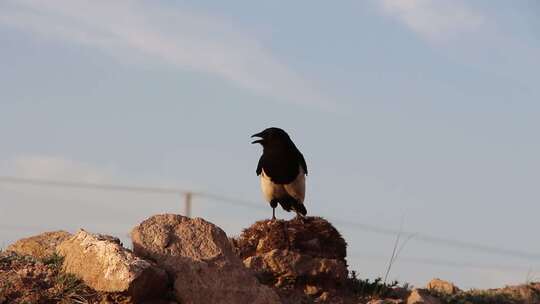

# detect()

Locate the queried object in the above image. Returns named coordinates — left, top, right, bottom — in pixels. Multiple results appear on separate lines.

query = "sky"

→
left=1, top=0, right=539, bottom=289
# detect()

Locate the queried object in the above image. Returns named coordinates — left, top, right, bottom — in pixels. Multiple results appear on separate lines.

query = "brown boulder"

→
left=6, top=231, right=71, bottom=259
left=57, top=229, right=168, bottom=302
left=131, top=214, right=280, bottom=304
left=304, top=284, right=320, bottom=296
left=244, top=249, right=348, bottom=287
left=0, top=250, right=138, bottom=303
left=426, top=278, right=460, bottom=295
left=407, top=289, right=441, bottom=304
left=234, top=217, right=348, bottom=297
left=235, top=217, right=346, bottom=260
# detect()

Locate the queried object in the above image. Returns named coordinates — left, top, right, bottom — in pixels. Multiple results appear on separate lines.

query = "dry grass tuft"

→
left=0, top=251, right=132, bottom=304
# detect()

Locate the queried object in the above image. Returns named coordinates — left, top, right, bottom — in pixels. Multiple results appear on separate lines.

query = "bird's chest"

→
left=260, top=167, right=305, bottom=202
left=260, top=170, right=288, bottom=201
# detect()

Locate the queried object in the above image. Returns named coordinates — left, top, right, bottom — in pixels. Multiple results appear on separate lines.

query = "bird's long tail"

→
left=292, top=201, right=307, bottom=216
left=278, top=197, right=307, bottom=216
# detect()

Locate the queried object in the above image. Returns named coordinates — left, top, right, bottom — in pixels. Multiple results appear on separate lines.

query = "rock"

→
left=131, top=214, right=280, bottom=304
left=426, top=278, right=460, bottom=294
left=234, top=217, right=348, bottom=294
left=6, top=231, right=71, bottom=259
left=244, top=255, right=265, bottom=269
left=0, top=251, right=60, bottom=303
left=315, top=291, right=331, bottom=302
left=407, top=289, right=441, bottom=304
left=0, top=250, right=151, bottom=303
left=248, top=249, right=348, bottom=287
left=57, top=229, right=168, bottom=302
left=499, top=283, right=540, bottom=303
left=235, top=217, right=346, bottom=260
left=367, top=300, right=403, bottom=304
left=387, top=286, right=411, bottom=300
left=305, top=284, right=320, bottom=296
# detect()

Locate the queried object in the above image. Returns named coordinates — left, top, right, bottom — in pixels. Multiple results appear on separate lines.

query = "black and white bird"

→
left=251, top=127, right=308, bottom=220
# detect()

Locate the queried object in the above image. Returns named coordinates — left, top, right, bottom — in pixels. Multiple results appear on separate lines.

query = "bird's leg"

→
left=270, top=200, right=278, bottom=221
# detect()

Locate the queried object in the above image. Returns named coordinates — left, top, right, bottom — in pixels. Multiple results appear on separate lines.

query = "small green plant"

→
left=41, top=253, right=93, bottom=303
left=41, top=253, right=64, bottom=268
left=53, top=272, right=92, bottom=303
left=347, top=271, right=400, bottom=298
left=429, top=289, right=529, bottom=304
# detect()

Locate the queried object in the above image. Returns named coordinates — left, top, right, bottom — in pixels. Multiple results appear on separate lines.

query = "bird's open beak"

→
left=251, top=132, right=264, bottom=144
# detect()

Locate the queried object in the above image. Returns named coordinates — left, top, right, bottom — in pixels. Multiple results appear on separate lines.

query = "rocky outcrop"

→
left=57, top=229, right=168, bottom=302
left=233, top=217, right=348, bottom=301
left=243, top=249, right=348, bottom=287
left=131, top=214, right=280, bottom=304
left=426, top=278, right=460, bottom=295
left=7, top=215, right=540, bottom=304
left=0, top=250, right=138, bottom=304
left=407, top=289, right=441, bottom=304
left=6, top=230, right=71, bottom=259
left=500, top=283, right=540, bottom=302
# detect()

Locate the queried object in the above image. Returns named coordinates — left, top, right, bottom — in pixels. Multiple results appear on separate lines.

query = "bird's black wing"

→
left=256, top=156, right=263, bottom=176
left=259, top=152, right=299, bottom=184
left=298, top=152, right=308, bottom=175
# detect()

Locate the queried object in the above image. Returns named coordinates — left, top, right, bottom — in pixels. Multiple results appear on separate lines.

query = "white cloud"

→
left=1, top=155, right=115, bottom=183
left=0, top=0, right=329, bottom=107
left=378, top=0, right=485, bottom=41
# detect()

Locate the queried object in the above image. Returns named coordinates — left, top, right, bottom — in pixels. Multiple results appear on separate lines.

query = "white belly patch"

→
left=260, top=167, right=305, bottom=203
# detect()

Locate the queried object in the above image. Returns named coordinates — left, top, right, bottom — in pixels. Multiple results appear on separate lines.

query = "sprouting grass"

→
left=39, top=253, right=94, bottom=303
left=41, top=252, right=64, bottom=268
left=53, top=272, right=93, bottom=303
left=427, top=284, right=540, bottom=304
left=0, top=251, right=93, bottom=304
left=347, top=271, right=401, bottom=298
left=430, top=290, right=520, bottom=304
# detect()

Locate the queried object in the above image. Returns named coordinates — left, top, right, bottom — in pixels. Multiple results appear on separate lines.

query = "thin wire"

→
left=329, top=218, right=540, bottom=261
left=198, top=192, right=264, bottom=209
left=348, top=252, right=535, bottom=273
left=1, top=176, right=540, bottom=261
left=0, top=176, right=190, bottom=195
left=0, top=176, right=262, bottom=208
left=1, top=219, right=531, bottom=274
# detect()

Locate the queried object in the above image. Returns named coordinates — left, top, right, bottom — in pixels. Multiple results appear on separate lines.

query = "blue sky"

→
left=1, top=0, right=539, bottom=288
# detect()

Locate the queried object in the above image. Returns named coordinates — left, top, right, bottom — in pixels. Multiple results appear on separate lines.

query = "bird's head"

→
left=251, top=127, right=292, bottom=148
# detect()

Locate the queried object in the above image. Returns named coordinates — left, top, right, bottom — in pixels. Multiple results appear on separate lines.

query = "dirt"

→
left=0, top=251, right=133, bottom=304
left=233, top=216, right=347, bottom=261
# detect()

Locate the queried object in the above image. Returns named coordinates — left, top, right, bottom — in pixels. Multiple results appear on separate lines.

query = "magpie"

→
left=251, top=127, right=308, bottom=220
